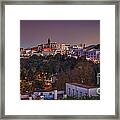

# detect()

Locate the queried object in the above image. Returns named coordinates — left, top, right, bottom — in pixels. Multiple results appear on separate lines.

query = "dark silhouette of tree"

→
left=20, top=53, right=100, bottom=92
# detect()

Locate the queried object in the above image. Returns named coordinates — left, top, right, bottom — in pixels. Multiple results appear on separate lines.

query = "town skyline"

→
left=20, top=40, right=99, bottom=49
left=20, top=20, right=100, bottom=48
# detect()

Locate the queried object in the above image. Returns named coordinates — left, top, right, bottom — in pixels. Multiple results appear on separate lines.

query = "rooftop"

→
left=67, top=83, right=98, bottom=89
left=43, top=48, right=52, bottom=52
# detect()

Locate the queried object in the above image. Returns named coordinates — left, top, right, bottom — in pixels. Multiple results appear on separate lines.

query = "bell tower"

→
left=48, top=38, right=50, bottom=47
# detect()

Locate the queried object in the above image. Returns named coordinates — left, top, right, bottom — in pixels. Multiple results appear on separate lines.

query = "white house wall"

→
left=66, top=83, right=98, bottom=97
left=66, top=83, right=88, bottom=97
left=88, top=88, right=98, bottom=96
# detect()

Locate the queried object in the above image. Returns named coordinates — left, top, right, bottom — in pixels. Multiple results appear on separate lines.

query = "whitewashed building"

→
left=33, top=91, right=55, bottom=100
left=32, top=90, right=64, bottom=100
left=86, top=49, right=100, bottom=62
left=66, top=83, right=99, bottom=97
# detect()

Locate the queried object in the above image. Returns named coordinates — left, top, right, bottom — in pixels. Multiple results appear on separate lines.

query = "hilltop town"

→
left=20, top=38, right=100, bottom=100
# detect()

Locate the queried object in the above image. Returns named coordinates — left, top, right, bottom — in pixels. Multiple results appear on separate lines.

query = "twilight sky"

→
left=20, top=20, right=100, bottom=48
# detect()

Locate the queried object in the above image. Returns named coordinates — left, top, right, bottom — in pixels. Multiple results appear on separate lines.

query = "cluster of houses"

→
left=21, top=82, right=100, bottom=100
left=20, top=38, right=100, bottom=63
left=21, top=72, right=100, bottom=100
left=20, top=38, right=100, bottom=100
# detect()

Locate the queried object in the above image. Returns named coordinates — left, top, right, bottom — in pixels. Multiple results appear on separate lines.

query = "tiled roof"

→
left=43, top=48, right=52, bottom=52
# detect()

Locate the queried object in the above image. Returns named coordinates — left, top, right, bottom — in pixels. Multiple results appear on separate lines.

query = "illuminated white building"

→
left=66, top=83, right=99, bottom=97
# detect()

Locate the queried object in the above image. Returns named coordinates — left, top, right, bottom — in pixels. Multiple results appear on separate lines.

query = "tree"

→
left=20, top=80, right=34, bottom=95
left=70, top=60, right=95, bottom=85
left=33, top=80, right=45, bottom=90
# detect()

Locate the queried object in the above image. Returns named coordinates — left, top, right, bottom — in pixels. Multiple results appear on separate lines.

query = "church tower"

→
left=48, top=38, right=50, bottom=47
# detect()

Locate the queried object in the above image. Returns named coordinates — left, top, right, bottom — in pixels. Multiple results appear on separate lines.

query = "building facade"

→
left=66, top=83, right=99, bottom=97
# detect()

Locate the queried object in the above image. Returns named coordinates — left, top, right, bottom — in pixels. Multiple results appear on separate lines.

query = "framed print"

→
left=0, top=0, right=119, bottom=119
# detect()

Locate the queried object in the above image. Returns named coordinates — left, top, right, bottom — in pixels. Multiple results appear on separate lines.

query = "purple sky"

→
left=20, top=20, right=100, bottom=48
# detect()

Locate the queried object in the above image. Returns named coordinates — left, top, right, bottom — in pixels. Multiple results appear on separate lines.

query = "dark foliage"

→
left=20, top=54, right=100, bottom=91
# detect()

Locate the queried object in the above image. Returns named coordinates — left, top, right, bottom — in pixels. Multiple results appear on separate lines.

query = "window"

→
left=90, top=55, right=93, bottom=58
left=49, top=92, right=52, bottom=95
left=85, top=93, right=88, bottom=96
left=73, top=89, right=74, bottom=96
left=68, top=88, right=70, bottom=96
left=80, top=92, right=82, bottom=96
left=91, top=53, right=93, bottom=55
left=76, top=90, right=78, bottom=97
